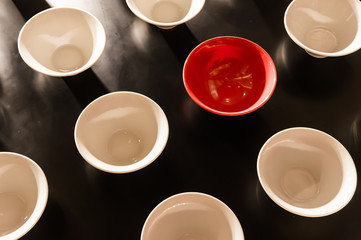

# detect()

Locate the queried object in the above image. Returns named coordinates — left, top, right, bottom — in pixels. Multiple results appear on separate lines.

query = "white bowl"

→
left=18, top=7, right=106, bottom=76
left=142, top=192, right=244, bottom=240
left=284, top=0, right=361, bottom=58
left=0, top=152, right=48, bottom=240
left=126, top=0, right=205, bottom=29
left=74, top=91, right=169, bottom=173
left=257, top=127, right=357, bottom=217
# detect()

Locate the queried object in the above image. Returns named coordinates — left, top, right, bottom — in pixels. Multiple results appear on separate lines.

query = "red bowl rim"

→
left=183, top=36, right=277, bottom=116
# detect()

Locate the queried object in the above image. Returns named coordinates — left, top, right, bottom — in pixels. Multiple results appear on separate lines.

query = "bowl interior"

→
left=18, top=8, right=105, bottom=76
left=142, top=193, right=243, bottom=240
left=75, top=92, right=168, bottom=173
left=128, top=0, right=192, bottom=24
left=285, top=0, right=358, bottom=53
left=0, top=153, right=47, bottom=238
left=183, top=36, right=276, bottom=116
left=258, top=128, right=356, bottom=216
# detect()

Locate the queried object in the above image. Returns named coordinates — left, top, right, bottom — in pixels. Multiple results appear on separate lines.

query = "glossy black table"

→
left=2, top=0, right=361, bottom=239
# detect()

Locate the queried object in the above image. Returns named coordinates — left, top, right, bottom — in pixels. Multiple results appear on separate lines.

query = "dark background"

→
left=1, top=0, right=361, bottom=239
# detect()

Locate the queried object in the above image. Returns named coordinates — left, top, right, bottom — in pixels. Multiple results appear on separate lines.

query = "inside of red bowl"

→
left=184, top=37, right=275, bottom=115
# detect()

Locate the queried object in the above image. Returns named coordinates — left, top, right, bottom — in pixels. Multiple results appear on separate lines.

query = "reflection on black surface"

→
left=252, top=0, right=290, bottom=37
left=275, top=37, right=351, bottom=99
left=182, top=97, right=204, bottom=124
left=12, top=0, right=50, bottom=20
left=22, top=196, right=67, bottom=240
left=0, top=79, right=9, bottom=146
left=22, top=193, right=101, bottom=240
left=179, top=102, right=273, bottom=192
left=181, top=95, right=272, bottom=158
left=84, top=153, right=185, bottom=207
left=181, top=105, right=270, bottom=148
left=350, top=111, right=361, bottom=154
left=0, top=100, right=12, bottom=149
left=254, top=179, right=345, bottom=240
left=129, top=19, right=152, bottom=54
left=252, top=181, right=284, bottom=238
left=83, top=156, right=189, bottom=238
left=158, top=24, right=199, bottom=63
left=63, top=69, right=109, bottom=108
left=38, top=197, right=68, bottom=239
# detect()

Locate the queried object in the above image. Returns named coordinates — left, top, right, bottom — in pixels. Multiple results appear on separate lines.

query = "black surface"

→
left=2, top=0, right=361, bottom=239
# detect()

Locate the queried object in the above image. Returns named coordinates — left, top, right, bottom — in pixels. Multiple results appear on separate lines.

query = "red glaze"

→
left=183, top=36, right=277, bottom=116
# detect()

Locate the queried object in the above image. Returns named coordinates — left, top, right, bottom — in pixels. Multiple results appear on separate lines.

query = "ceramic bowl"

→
left=183, top=36, right=277, bottom=116
left=141, top=192, right=244, bottom=240
left=284, top=0, right=361, bottom=58
left=18, top=7, right=106, bottom=76
left=0, top=152, right=48, bottom=240
left=125, top=0, right=205, bottom=29
left=257, top=127, right=357, bottom=217
left=74, top=91, right=169, bottom=173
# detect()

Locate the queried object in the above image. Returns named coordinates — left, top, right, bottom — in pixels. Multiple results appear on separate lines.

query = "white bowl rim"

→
left=257, top=127, right=358, bottom=217
left=141, top=191, right=245, bottom=240
left=125, top=0, right=206, bottom=28
left=0, top=151, right=48, bottom=240
left=284, top=0, right=361, bottom=57
left=17, top=6, right=107, bottom=77
left=74, top=91, right=169, bottom=174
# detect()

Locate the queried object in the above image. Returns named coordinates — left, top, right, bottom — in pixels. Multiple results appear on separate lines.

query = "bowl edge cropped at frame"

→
left=125, top=0, right=206, bottom=28
left=141, top=192, right=245, bottom=240
left=257, top=127, right=357, bottom=217
left=0, top=152, right=48, bottom=240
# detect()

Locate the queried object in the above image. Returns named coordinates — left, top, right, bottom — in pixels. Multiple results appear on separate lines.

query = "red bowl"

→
left=183, top=36, right=277, bottom=116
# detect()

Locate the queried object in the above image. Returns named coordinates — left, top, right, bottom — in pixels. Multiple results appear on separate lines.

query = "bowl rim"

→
left=74, top=91, right=169, bottom=174
left=0, top=151, right=48, bottom=240
left=125, top=0, right=206, bottom=28
left=257, top=127, right=358, bottom=217
left=17, top=6, right=107, bottom=77
left=141, top=191, right=244, bottom=240
left=283, top=0, right=361, bottom=57
left=183, top=35, right=277, bottom=116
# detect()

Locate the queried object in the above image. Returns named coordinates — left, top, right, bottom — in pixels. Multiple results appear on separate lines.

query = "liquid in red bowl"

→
left=183, top=36, right=277, bottom=116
